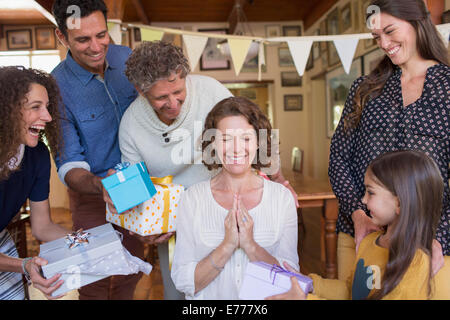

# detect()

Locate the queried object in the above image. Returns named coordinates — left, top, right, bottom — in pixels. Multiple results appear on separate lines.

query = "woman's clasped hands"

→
left=223, top=193, right=256, bottom=254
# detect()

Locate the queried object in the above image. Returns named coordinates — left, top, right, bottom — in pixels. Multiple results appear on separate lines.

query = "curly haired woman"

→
left=0, top=66, right=70, bottom=300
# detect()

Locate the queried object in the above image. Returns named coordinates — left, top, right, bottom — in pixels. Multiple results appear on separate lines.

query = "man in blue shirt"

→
left=51, top=0, right=142, bottom=300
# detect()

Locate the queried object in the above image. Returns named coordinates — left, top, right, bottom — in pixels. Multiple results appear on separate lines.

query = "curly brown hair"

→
left=202, top=96, right=273, bottom=171
left=0, top=66, right=62, bottom=181
left=125, top=41, right=190, bottom=93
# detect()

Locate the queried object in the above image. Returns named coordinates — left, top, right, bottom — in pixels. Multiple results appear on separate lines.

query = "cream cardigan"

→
left=118, top=75, right=232, bottom=188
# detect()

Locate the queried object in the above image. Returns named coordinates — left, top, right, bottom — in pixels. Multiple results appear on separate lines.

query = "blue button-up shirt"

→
left=52, top=44, right=138, bottom=183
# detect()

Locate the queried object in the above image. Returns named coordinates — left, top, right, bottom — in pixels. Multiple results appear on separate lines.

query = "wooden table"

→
left=283, top=169, right=338, bottom=279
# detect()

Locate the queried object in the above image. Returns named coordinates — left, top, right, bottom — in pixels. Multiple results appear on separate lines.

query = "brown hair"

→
left=0, top=66, right=63, bottom=181
left=202, top=96, right=273, bottom=171
left=345, top=0, right=449, bottom=131
left=367, top=150, right=443, bottom=299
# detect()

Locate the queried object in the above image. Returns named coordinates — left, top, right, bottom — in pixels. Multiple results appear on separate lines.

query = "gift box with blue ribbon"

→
left=238, top=261, right=313, bottom=300
left=39, top=223, right=152, bottom=297
left=101, top=162, right=157, bottom=214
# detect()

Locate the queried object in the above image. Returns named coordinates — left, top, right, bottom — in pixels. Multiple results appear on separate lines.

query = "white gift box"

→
left=238, top=261, right=313, bottom=300
left=39, top=223, right=152, bottom=297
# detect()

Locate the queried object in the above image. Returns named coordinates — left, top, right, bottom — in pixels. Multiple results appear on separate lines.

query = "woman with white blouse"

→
left=171, top=96, right=299, bottom=300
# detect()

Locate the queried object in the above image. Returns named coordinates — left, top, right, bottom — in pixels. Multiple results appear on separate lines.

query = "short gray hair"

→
left=125, top=41, right=190, bottom=93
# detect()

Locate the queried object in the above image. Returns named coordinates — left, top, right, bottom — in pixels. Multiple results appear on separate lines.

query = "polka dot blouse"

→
left=329, top=63, right=449, bottom=255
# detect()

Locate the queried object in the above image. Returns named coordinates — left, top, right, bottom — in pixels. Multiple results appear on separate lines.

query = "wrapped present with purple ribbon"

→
left=238, top=261, right=313, bottom=300
left=39, top=223, right=152, bottom=297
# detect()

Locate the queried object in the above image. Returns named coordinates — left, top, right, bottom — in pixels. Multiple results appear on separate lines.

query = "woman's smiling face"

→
left=214, top=115, right=258, bottom=175
left=370, top=12, right=419, bottom=66
left=21, top=83, right=52, bottom=147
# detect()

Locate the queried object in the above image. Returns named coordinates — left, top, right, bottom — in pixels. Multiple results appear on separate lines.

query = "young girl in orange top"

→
left=269, top=150, right=446, bottom=300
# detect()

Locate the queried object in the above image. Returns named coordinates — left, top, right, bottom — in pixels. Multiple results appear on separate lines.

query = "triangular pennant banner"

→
left=140, top=28, right=164, bottom=42
left=107, top=22, right=122, bottom=45
left=228, top=38, right=253, bottom=76
left=333, top=38, right=359, bottom=74
left=287, top=40, right=313, bottom=76
left=182, top=35, right=209, bottom=71
left=436, top=24, right=449, bottom=48
left=258, top=41, right=266, bottom=81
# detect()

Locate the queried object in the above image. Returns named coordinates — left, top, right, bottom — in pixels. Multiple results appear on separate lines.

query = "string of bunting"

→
left=108, top=21, right=450, bottom=80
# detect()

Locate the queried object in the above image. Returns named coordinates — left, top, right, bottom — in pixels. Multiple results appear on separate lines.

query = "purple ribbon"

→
left=269, top=264, right=296, bottom=285
left=268, top=263, right=313, bottom=293
left=65, top=229, right=91, bottom=249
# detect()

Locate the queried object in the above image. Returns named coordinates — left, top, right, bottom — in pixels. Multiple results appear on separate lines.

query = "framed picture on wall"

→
left=291, top=147, right=303, bottom=173
left=340, top=3, right=352, bottom=33
left=199, top=29, right=231, bottom=71
left=363, top=48, right=385, bottom=75
left=281, top=71, right=302, bottom=87
left=133, top=28, right=141, bottom=42
left=326, top=8, right=340, bottom=67
left=121, top=28, right=131, bottom=48
left=6, top=29, right=32, bottom=50
left=35, top=27, right=56, bottom=50
left=282, top=25, right=302, bottom=37
left=319, top=20, right=328, bottom=53
left=284, top=94, right=303, bottom=111
left=241, top=44, right=267, bottom=73
left=326, top=58, right=362, bottom=137
left=265, top=25, right=281, bottom=38
left=278, top=46, right=294, bottom=67
left=327, top=43, right=340, bottom=68
left=312, top=29, right=321, bottom=60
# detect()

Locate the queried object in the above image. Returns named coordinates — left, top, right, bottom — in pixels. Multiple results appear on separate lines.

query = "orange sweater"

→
left=307, top=232, right=431, bottom=300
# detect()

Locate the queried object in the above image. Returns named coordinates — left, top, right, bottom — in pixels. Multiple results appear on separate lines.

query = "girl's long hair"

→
left=367, top=150, right=443, bottom=299
left=0, top=66, right=62, bottom=181
left=344, top=0, right=449, bottom=131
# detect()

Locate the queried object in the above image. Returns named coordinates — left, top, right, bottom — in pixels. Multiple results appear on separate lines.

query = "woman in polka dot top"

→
left=328, top=0, right=449, bottom=299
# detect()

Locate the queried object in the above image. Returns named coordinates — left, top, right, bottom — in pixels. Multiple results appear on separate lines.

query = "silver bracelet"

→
left=208, top=254, right=224, bottom=272
left=22, top=257, right=32, bottom=284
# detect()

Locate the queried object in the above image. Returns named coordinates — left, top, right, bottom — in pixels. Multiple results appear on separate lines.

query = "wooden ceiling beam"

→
left=34, top=0, right=54, bottom=13
left=35, top=0, right=128, bottom=23
left=104, top=0, right=127, bottom=21
left=303, top=0, right=338, bottom=30
left=131, top=0, right=150, bottom=24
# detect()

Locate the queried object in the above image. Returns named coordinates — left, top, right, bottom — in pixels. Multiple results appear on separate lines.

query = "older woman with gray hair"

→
left=115, top=41, right=233, bottom=299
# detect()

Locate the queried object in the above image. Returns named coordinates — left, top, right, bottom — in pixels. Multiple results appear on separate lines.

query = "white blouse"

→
left=171, top=178, right=299, bottom=300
